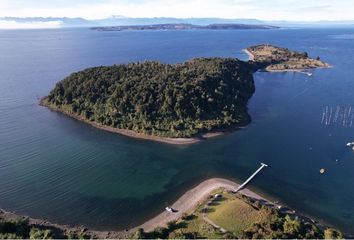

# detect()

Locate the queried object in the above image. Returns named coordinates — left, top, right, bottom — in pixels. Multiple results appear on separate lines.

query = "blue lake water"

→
left=0, top=28, right=354, bottom=234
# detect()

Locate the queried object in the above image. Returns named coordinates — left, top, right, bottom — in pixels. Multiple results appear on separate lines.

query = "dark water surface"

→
left=1, top=28, right=354, bottom=234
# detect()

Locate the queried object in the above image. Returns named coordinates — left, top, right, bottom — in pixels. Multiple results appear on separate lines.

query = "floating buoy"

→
left=320, top=168, right=325, bottom=174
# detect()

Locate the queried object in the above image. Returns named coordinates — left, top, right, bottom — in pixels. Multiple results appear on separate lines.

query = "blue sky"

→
left=0, top=0, right=353, bottom=21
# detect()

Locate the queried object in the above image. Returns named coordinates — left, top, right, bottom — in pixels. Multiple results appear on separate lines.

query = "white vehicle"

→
left=165, top=207, right=174, bottom=212
left=214, top=194, right=222, bottom=199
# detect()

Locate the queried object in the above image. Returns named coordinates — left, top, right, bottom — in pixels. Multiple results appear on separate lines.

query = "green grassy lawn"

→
left=168, top=201, right=224, bottom=239
left=207, top=192, right=270, bottom=236
left=167, top=189, right=270, bottom=238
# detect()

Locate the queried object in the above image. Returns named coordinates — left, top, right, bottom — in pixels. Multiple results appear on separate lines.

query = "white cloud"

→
left=0, top=20, right=63, bottom=29
left=0, top=0, right=353, bottom=21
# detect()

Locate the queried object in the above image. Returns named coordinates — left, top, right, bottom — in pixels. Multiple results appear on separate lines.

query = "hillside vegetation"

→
left=0, top=216, right=93, bottom=239
left=43, top=58, right=255, bottom=138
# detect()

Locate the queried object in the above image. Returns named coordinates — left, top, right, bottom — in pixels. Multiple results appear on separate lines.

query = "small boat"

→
left=307, top=73, right=313, bottom=77
left=320, top=168, right=325, bottom=174
left=347, top=142, right=352, bottom=147
left=165, top=207, right=174, bottom=213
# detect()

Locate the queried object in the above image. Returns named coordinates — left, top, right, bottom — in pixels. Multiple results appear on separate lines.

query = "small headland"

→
left=245, top=44, right=330, bottom=72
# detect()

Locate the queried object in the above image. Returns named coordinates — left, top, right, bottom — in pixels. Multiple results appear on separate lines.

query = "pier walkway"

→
left=234, top=163, right=268, bottom=193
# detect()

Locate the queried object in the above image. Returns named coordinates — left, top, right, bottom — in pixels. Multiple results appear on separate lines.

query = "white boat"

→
left=347, top=142, right=352, bottom=147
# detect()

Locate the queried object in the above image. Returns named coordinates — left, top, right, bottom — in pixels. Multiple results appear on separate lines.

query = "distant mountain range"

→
left=92, top=23, right=278, bottom=31
left=1, top=16, right=354, bottom=29
left=96, top=16, right=266, bottom=26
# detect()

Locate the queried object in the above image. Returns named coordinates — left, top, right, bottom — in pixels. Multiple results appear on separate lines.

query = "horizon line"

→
left=1, top=16, right=354, bottom=23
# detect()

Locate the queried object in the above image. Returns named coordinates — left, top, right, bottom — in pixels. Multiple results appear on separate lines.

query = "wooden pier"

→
left=234, top=163, right=268, bottom=193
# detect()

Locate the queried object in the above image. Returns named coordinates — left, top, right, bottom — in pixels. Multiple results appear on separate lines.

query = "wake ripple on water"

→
left=330, top=34, right=354, bottom=40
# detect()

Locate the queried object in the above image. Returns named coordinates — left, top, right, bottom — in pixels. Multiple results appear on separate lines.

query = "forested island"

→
left=41, top=45, right=330, bottom=143
left=92, top=23, right=278, bottom=31
left=246, top=44, right=330, bottom=71
left=41, top=58, right=255, bottom=142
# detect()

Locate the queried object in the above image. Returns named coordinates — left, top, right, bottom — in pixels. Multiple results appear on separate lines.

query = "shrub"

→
left=324, top=228, right=342, bottom=239
left=29, top=228, right=53, bottom=240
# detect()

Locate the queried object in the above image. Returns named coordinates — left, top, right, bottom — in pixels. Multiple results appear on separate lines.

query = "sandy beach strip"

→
left=264, top=65, right=332, bottom=73
left=243, top=49, right=255, bottom=61
left=136, top=178, right=269, bottom=232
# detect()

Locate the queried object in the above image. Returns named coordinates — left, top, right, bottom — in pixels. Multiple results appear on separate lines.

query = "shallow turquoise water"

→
left=0, top=28, right=354, bottom=234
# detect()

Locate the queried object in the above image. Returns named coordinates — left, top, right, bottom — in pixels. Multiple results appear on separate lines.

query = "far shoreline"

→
left=39, top=98, right=246, bottom=145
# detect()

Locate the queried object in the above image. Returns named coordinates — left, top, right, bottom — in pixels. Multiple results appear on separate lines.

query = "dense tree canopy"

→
left=44, top=58, right=255, bottom=138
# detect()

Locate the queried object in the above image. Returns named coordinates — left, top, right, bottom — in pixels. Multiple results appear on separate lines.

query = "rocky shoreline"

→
left=40, top=98, right=247, bottom=145
left=0, top=208, right=127, bottom=239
